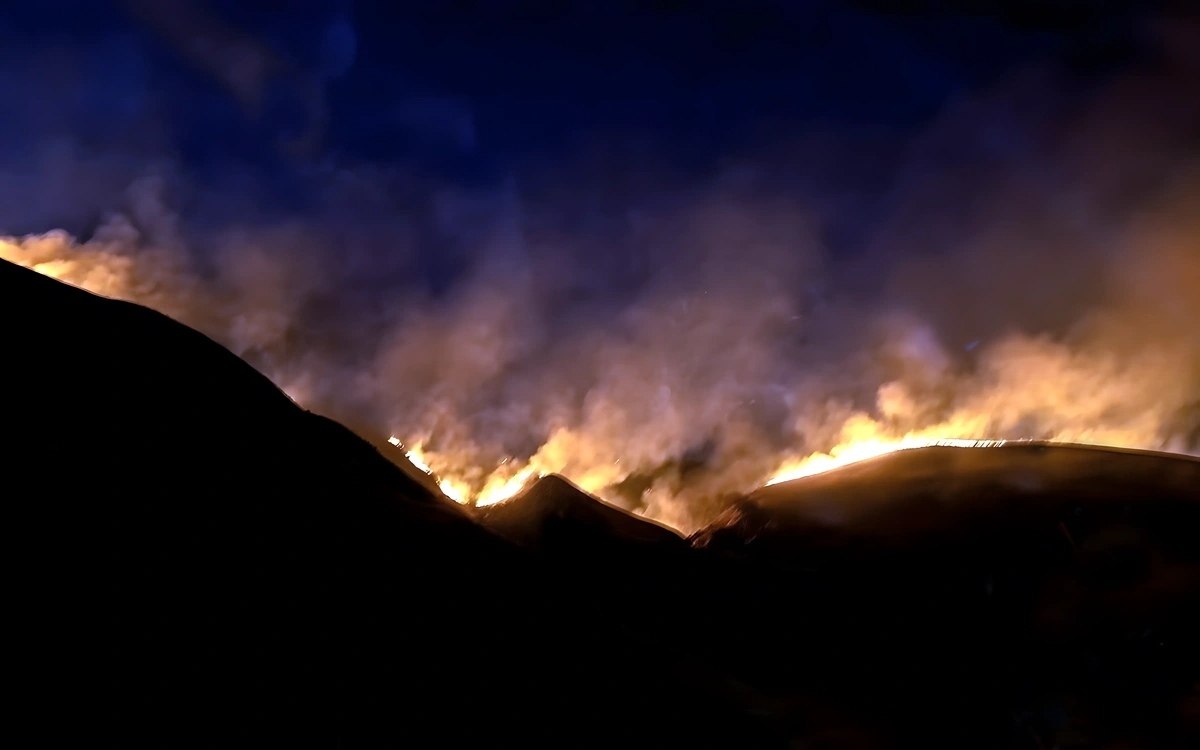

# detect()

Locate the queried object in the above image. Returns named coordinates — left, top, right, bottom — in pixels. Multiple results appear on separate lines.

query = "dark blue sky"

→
left=0, top=0, right=1191, bottom=281
left=1, top=1, right=1170, bottom=174
left=326, top=1, right=1159, bottom=184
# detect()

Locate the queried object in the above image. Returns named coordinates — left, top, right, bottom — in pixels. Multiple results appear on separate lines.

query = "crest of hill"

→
left=687, top=442, right=1200, bottom=747
left=476, top=473, right=686, bottom=550
left=696, top=442, right=1199, bottom=546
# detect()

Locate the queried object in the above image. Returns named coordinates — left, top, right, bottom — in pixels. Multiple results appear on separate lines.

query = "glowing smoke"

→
left=3, top=19, right=1199, bottom=532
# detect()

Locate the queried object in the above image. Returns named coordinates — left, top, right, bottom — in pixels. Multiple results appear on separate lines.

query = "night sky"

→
left=2, top=1, right=1184, bottom=240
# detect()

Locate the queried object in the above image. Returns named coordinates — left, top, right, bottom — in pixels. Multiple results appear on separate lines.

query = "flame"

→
left=6, top=229, right=1197, bottom=531
left=475, top=466, right=539, bottom=508
left=766, top=437, right=1012, bottom=485
left=437, top=477, right=471, bottom=504
left=387, top=437, right=538, bottom=507
left=398, top=439, right=434, bottom=475
left=759, top=400, right=1157, bottom=487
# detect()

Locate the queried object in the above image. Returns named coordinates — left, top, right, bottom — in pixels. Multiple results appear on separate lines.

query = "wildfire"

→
left=388, top=436, right=538, bottom=507
left=389, top=428, right=1025, bottom=511
left=6, top=230, right=1197, bottom=531
left=475, top=465, right=540, bottom=507
left=765, top=437, right=1012, bottom=485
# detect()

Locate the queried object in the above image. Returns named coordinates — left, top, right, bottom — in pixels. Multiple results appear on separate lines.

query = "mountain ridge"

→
left=1, top=258, right=772, bottom=749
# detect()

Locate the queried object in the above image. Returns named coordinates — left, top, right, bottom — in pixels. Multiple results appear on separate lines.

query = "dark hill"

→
left=691, top=443, right=1200, bottom=747
left=1, top=260, right=773, bottom=749
left=477, top=473, right=686, bottom=550
left=475, top=474, right=698, bottom=658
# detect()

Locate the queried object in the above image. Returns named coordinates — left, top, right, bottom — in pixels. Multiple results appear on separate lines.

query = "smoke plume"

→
left=2, top=15, right=1198, bottom=531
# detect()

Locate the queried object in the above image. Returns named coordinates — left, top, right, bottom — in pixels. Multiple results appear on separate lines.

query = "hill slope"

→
left=1, top=259, right=771, bottom=749
left=477, top=473, right=686, bottom=550
left=692, top=443, right=1200, bottom=747
left=8, top=256, right=1198, bottom=748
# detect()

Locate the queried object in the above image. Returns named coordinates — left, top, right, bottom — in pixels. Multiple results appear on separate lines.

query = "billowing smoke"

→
left=3, top=14, right=1198, bottom=531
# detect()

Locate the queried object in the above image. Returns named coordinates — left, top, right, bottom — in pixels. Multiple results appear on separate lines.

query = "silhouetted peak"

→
left=477, top=473, right=684, bottom=549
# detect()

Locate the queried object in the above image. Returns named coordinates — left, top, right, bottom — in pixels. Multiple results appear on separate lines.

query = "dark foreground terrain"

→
left=5, top=258, right=1198, bottom=748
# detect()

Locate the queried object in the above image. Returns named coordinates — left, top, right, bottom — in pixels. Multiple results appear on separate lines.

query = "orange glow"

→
left=1, top=233, right=137, bottom=299
left=7, top=231, right=1196, bottom=531
left=760, top=405, right=1152, bottom=487
left=385, top=438, right=538, bottom=507
left=399, top=440, right=435, bottom=475
left=437, top=477, right=472, bottom=505
left=475, top=466, right=539, bottom=507
left=766, top=437, right=1012, bottom=485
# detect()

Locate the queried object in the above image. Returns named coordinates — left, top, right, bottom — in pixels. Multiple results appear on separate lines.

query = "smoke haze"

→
left=3, top=6, right=1198, bottom=530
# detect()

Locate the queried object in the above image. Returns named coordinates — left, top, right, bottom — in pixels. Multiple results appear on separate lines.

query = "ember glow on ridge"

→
left=765, top=438, right=1012, bottom=485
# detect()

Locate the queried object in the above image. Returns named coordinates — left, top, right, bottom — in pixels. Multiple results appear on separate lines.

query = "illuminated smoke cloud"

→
left=2, top=19, right=1198, bottom=532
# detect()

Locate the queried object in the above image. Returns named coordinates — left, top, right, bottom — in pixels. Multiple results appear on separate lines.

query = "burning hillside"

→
left=4, top=216, right=1198, bottom=532
left=6, top=247, right=1198, bottom=749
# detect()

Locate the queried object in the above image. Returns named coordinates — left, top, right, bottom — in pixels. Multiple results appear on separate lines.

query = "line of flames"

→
left=3, top=238, right=1132, bottom=515
left=388, top=436, right=540, bottom=507
left=388, top=433, right=1020, bottom=508
left=763, top=437, right=1013, bottom=485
